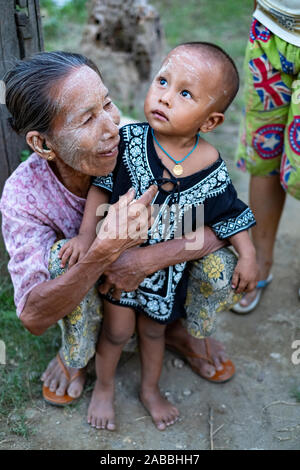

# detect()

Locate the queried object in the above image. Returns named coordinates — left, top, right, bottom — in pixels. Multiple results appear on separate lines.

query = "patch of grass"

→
left=0, top=272, right=60, bottom=437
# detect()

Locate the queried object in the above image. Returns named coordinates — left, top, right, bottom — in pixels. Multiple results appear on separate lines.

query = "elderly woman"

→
left=0, top=51, right=239, bottom=414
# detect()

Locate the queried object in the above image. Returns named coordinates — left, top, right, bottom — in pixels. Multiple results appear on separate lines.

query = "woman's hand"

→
left=92, top=185, right=157, bottom=262
left=99, top=246, right=147, bottom=299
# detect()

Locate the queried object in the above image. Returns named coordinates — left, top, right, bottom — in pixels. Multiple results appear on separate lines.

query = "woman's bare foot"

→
left=87, top=380, right=116, bottom=431
left=41, top=352, right=86, bottom=398
left=140, top=387, right=179, bottom=431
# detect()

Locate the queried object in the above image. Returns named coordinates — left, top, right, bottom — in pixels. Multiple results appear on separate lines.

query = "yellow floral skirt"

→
left=49, top=241, right=241, bottom=368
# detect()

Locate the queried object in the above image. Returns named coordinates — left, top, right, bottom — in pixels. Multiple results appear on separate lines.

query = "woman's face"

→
left=49, top=66, right=121, bottom=176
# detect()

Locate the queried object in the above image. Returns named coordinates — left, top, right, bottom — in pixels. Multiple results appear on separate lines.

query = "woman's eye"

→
left=83, top=116, right=93, bottom=125
left=104, top=101, right=112, bottom=109
left=159, top=78, right=167, bottom=87
left=181, top=90, right=192, bottom=99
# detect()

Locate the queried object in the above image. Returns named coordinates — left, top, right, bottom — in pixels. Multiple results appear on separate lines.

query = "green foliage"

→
left=40, top=0, right=89, bottom=51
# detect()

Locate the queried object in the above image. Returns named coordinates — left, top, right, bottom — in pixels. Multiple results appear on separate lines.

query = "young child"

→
left=59, top=42, right=258, bottom=431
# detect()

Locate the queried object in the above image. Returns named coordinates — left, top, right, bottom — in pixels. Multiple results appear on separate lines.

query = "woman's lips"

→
left=151, top=110, right=168, bottom=121
left=97, top=144, right=119, bottom=158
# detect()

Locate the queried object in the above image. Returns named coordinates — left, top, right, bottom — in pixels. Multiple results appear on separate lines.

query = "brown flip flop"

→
left=42, top=353, right=84, bottom=406
left=166, top=338, right=235, bottom=384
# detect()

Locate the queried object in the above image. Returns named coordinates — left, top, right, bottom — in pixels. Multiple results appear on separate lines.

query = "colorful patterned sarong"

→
left=236, top=18, right=300, bottom=199
left=49, top=240, right=241, bottom=368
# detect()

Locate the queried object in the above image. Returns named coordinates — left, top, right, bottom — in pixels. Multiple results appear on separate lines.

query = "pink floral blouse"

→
left=0, top=153, right=86, bottom=317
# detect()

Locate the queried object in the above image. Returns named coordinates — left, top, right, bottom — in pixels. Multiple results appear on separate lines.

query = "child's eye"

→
left=159, top=78, right=168, bottom=87
left=181, top=90, right=192, bottom=99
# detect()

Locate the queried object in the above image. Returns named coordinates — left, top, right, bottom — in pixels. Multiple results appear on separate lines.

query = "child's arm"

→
left=59, top=185, right=110, bottom=269
left=229, top=230, right=259, bottom=294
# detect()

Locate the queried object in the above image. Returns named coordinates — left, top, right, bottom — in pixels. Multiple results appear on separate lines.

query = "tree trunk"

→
left=81, top=0, right=165, bottom=117
left=0, top=0, right=44, bottom=197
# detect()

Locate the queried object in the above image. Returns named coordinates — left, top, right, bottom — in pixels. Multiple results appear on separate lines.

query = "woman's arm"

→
left=100, top=226, right=228, bottom=295
left=59, top=185, right=109, bottom=268
left=20, top=185, right=157, bottom=335
left=21, top=237, right=119, bottom=335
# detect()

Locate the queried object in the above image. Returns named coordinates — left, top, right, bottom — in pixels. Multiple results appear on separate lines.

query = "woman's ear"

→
left=26, top=131, right=55, bottom=161
left=199, top=112, right=225, bottom=133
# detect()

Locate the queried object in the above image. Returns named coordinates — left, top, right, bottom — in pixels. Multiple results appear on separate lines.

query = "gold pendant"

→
left=173, top=164, right=183, bottom=176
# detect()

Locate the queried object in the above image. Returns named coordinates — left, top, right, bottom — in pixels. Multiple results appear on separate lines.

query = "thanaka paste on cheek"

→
left=50, top=66, right=120, bottom=174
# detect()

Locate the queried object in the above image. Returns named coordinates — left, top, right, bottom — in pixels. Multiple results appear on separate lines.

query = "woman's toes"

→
left=202, top=363, right=216, bottom=378
left=55, top=377, right=68, bottom=396
left=49, top=378, right=59, bottom=392
left=211, top=355, right=223, bottom=371
left=67, top=375, right=85, bottom=398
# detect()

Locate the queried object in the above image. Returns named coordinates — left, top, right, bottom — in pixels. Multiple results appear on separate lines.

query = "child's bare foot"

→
left=87, top=380, right=116, bottom=431
left=140, top=387, right=179, bottom=431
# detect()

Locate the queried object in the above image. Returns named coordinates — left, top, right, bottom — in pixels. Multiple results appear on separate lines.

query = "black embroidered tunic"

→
left=93, top=123, right=256, bottom=324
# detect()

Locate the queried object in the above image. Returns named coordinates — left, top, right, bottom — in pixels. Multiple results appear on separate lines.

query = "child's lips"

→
left=151, top=110, right=168, bottom=121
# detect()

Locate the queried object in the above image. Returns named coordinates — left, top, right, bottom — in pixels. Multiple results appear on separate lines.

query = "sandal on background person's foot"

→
left=43, top=353, right=85, bottom=406
left=231, top=273, right=273, bottom=315
left=167, top=338, right=235, bottom=383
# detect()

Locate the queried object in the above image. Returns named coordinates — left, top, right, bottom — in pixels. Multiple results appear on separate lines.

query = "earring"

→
left=47, top=154, right=54, bottom=161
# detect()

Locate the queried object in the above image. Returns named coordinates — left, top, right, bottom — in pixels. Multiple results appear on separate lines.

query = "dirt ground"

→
left=1, top=152, right=300, bottom=451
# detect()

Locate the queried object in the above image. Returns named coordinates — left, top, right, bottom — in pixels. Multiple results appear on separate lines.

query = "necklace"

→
left=151, top=128, right=199, bottom=176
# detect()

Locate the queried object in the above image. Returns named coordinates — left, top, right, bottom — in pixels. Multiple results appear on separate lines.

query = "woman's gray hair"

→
left=4, top=51, right=102, bottom=136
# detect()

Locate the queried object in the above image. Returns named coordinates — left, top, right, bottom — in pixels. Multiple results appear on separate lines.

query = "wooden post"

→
left=0, top=0, right=44, bottom=196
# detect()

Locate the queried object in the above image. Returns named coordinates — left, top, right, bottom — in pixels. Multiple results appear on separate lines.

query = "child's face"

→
left=144, top=47, right=223, bottom=137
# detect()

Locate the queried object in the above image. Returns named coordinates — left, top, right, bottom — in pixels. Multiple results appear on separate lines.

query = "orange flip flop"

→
left=167, top=338, right=235, bottom=384
left=42, top=353, right=84, bottom=406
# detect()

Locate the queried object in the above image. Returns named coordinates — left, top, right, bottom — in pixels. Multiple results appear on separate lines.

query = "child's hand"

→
left=231, top=255, right=259, bottom=294
left=58, top=234, right=94, bottom=269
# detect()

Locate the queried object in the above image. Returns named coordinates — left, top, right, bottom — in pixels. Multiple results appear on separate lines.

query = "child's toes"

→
left=106, top=419, right=116, bottom=431
left=156, top=419, right=167, bottom=431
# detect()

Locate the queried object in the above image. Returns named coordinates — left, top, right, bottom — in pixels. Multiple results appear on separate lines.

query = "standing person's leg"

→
left=87, top=300, right=136, bottom=430
left=138, top=314, right=179, bottom=430
left=233, top=19, right=297, bottom=311
left=237, top=174, right=286, bottom=308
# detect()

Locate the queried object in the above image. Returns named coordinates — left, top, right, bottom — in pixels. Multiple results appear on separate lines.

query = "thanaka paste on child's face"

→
left=49, top=66, right=120, bottom=176
left=144, top=46, right=223, bottom=139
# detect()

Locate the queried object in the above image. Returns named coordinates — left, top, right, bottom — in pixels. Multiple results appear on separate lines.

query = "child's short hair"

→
left=177, top=41, right=239, bottom=112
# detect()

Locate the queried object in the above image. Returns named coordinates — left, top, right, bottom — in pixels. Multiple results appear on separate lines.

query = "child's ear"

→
left=199, top=112, right=225, bottom=133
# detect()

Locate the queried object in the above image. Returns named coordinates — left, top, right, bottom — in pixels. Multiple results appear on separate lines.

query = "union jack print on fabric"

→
left=249, top=54, right=291, bottom=110
left=279, top=51, right=295, bottom=75
left=249, top=19, right=271, bottom=44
